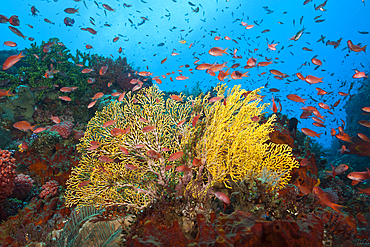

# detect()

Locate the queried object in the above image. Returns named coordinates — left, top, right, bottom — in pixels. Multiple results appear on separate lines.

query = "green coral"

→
left=28, top=129, right=61, bottom=156
left=16, top=38, right=97, bottom=101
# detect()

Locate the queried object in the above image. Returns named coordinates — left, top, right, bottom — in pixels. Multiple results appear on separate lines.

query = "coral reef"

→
left=65, top=85, right=299, bottom=219
left=0, top=150, right=16, bottom=202
left=49, top=121, right=73, bottom=139
left=39, top=180, right=59, bottom=200
left=0, top=85, right=36, bottom=122
left=10, top=173, right=34, bottom=201
left=127, top=210, right=324, bottom=247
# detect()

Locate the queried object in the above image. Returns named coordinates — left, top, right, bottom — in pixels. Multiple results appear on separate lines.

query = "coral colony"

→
left=0, top=1, right=370, bottom=246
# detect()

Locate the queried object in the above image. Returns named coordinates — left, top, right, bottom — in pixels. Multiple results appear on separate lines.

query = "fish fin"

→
left=330, top=164, right=336, bottom=177
left=329, top=203, right=346, bottom=213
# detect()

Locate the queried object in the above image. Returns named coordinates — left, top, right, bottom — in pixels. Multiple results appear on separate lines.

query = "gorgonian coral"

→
left=64, top=85, right=299, bottom=213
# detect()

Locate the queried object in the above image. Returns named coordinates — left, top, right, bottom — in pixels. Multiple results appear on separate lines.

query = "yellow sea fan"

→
left=196, top=84, right=299, bottom=190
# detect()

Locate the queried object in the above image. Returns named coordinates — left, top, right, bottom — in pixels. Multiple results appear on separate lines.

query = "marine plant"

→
left=64, top=84, right=299, bottom=214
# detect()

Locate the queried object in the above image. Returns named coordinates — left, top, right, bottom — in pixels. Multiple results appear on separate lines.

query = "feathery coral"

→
left=65, top=86, right=193, bottom=211
left=193, top=85, right=299, bottom=190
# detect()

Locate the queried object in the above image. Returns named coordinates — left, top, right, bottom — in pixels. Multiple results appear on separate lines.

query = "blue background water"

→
left=1, top=0, right=370, bottom=149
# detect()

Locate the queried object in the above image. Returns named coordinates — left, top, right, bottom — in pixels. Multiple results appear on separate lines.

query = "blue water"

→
left=1, top=0, right=369, bottom=149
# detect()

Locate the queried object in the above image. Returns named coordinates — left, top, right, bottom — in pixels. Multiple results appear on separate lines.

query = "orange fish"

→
left=118, top=92, right=126, bottom=102
left=3, top=52, right=25, bottom=70
left=60, top=87, right=77, bottom=93
left=257, top=61, right=273, bottom=67
left=146, top=150, right=161, bottom=160
left=347, top=40, right=366, bottom=52
left=353, top=70, right=367, bottom=78
left=214, top=191, right=230, bottom=205
left=50, top=115, right=61, bottom=124
left=113, top=37, right=119, bottom=42
left=267, top=43, right=278, bottom=51
left=177, top=119, right=186, bottom=127
left=8, top=26, right=26, bottom=39
left=3, top=41, right=17, bottom=47
left=359, top=120, right=370, bottom=128
left=175, top=165, right=192, bottom=173
left=0, top=89, right=14, bottom=98
left=87, top=100, right=97, bottom=108
left=301, top=128, right=322, bottom=138
left=357, top=188, right=370, bottom=196
left=296, top=73, right=306, bottom=81
left=102, top=4, right=115, bottom=11
left=287, top=94, right=307, bottom=104
left=92, top=92, right=104, bottom=100
left=347, top=168, right=370, bottom=185
left=358, top=133, right=370, bottom=142
left=176, top=76, right=189, bottom=80
left=192, top=115, right=200, bottom=127
left=313, top=186, right=345, bottom=213
left=103, top=120, right=116, bottom=127
left=338, top=145, right=350, bottom=154
left=311, top=58, right=322, bottom=66
left=170, top=95, right=183, bottom=101
left=99, top=66, right=108, bottom=76
left=13, top=121, right=36, bottom=131
left=318, top=102, right=330, bottom=110
left=168, top=151, right=184, bottom=161
left=81, top=68, right=94, bottom=74
left=316, top=88, right=327, bottom=95
left=99, top=155, right=113, bottom=163
left=195, top=63, right=213, bottom=70
left=271, top=96, right=278, bottom=113
left=269, top=69, right=286, bottom=77
left=247, top=57, right=257, bottom=67
left=64, top=7, right=79, bottom=14
left=33, top=127, right=47, bottom=134
left=59, top=96, right=71, bottom=101
left=325, top=163, right=349, bottom=177
left=305, top=75, right=323, bottom=84
left=142, top=125, right=155, bottom=132
left=208, top=47, right=228, bottom=56
left=230, top=71, right=248, bottom=79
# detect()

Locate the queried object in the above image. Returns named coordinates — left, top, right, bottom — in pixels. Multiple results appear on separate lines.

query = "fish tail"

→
left=330, top=202, right=346, bottom=213
left=362, top=45, right=367, bottom=52
left=31, top=125, right=37, bottom=132
left=6, top=89, right=14, bottom=96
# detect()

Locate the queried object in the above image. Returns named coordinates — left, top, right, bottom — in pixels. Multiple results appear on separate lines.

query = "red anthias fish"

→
left=313, top=187, right=345, bottom=213
left=325, top=163, right=349, bottom=178
left=347, top=168, right=370, bottom=185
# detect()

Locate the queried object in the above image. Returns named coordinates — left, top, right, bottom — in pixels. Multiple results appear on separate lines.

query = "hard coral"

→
left=0, top=149, right=16, bottom=202
left=39, top=180, right=59, bottom=200
left=10, top=173, right=34, bottom=201
left=50, top=121, right=73, bottom=138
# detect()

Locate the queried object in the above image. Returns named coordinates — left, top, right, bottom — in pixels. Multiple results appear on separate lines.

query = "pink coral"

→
left=10, top=173, right=34, bottom=200
left=50, top=121, right=74, bottom=138
left=0, top=150, right=16, bottom=202
left=39, top=180, right=59, bottom=199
